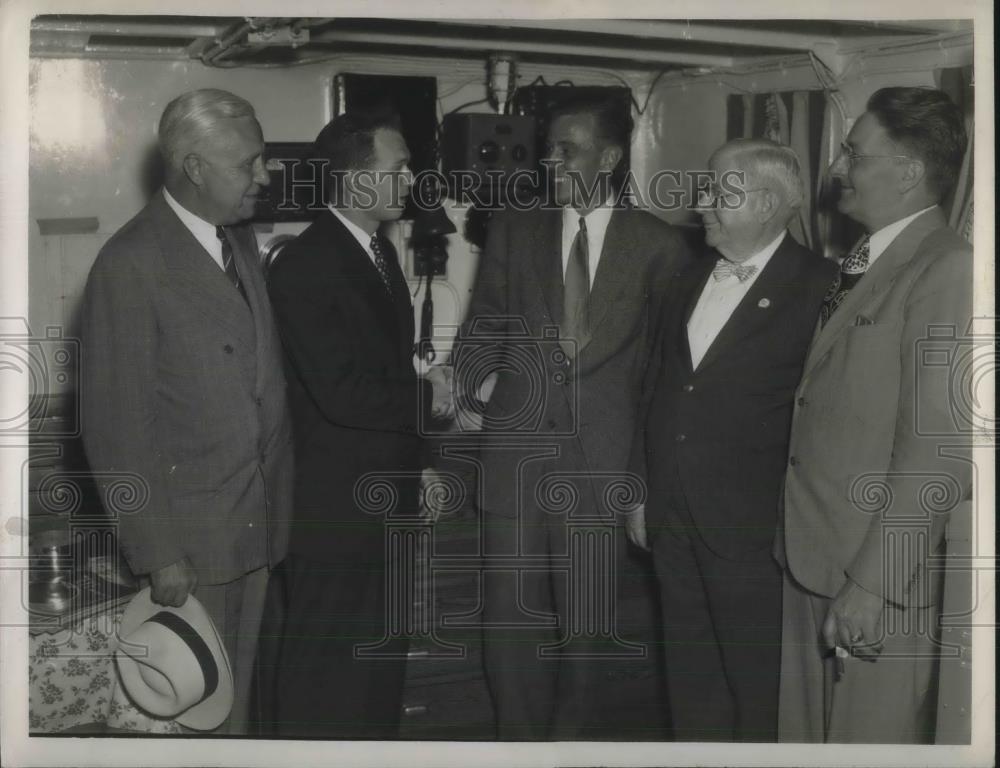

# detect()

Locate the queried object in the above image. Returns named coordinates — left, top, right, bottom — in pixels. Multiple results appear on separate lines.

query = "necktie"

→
left=369, top=234, right=395, bottom=296
left=820, top=236, right=870, bottom=327
left=216, top=226, right=249, bottom=305
left=561, top=216, right=590, bottom=356
left=712, top=259, right=758, bottom=283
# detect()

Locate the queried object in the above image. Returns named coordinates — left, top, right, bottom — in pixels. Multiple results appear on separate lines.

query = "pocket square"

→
left=854, top=315, right=875, bottom=326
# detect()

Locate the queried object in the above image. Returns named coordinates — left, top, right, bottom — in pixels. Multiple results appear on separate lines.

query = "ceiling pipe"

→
left=310, top=28, right=736, bottom=68
left=30, top=18, right=228, bottom=38
left=201, top=18, right=255, bottom=64
left=449, top=19, right=843, bottom=52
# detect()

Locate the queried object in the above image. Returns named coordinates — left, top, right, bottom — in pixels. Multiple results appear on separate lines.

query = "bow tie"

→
left=712, top=259, right=758, bottom=283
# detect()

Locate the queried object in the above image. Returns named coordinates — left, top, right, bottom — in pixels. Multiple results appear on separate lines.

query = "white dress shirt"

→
left=561, top=198, right=614, bottom=290
left=329, top=205, right=380, bottom=267
left=163, top=188, right=225, bottom=271
left=687, top=230, right=786, bottom=370
left=866, top=205, right=937, bottom=266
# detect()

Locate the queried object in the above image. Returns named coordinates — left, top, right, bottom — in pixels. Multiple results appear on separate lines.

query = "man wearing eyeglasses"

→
left=775, top=87, right=972, bottom=743
left=80, top=89, right=294, bottom=734
left=626, top=138, right=835, bottom=741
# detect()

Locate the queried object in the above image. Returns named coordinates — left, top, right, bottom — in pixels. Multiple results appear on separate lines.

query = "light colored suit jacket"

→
left=779, top=206, right=973, bottom=607
left=80, top=191, right=293, bottom=585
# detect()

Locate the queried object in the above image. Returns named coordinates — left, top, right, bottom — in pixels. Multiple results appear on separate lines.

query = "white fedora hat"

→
left=114, top=587, right=233, bottom=730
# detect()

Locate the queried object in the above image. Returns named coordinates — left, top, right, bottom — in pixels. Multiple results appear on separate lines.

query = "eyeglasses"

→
left=199, top=154, right=266, bottom=175
left=835, top=141, right=910, bottom=168
left=696, top=184, right=769, bottom=209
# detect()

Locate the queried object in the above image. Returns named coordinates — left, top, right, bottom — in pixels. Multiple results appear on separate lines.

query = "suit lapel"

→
left=152, top=193, right=256, bottom=348
left=586, top=209, right=639, bottom=348
left=696, top=235, right=798, bottom=371
left=802, top=206, right=947, bottom=375
left=677, top=254, right=715, bottom=369
left=379, top=235, right=416, bottom=360
left=323, top=212, right=402, bottom=349
left=530, top=208, right=564, bottom=326
left=683, top=254, right=715, bottom=325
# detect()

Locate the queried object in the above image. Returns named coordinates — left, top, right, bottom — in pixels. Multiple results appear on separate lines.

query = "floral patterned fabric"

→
left=29, top=610, right=183, bottom=734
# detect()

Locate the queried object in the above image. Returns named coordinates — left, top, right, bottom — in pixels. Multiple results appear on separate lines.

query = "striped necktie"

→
left=216, top=226, right=249, bottom=305
left=561, top=216, right=590, bottom=356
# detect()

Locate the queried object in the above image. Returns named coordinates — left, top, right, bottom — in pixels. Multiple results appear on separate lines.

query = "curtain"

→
left=727, top=90, right=843, bottom=255
left=937, top=65, right=974, bottom=243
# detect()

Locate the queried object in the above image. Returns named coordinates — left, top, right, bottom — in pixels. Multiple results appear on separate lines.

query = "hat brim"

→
left=117, top=587, right=234, bottom=731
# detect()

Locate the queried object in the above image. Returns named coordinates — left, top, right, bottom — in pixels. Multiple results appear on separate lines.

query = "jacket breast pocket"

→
left=836, top=321, right=902, bottom=430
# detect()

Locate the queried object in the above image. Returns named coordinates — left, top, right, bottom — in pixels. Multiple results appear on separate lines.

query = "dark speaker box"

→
left=440, top=114, right=536, bottom=184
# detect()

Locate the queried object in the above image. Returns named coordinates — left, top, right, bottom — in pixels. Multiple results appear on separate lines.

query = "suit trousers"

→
left=263, top=554, right=408, bottom=738
left=778, top=567, right=941, bottom=743
left=482, top=507, right=625, bottom=740
left=649, top=503, right=782, bottom=742
left=187, top=566, right=269, bottom=735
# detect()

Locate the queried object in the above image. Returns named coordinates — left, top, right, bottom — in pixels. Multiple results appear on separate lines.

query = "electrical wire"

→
left=635, top=69, right=668, bottom=114
left=437, top=76, right=485, bottom=100
left=446, top=97, right=492, bottom=114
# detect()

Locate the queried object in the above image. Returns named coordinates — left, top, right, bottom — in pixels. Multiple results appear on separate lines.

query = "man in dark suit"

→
left=80, top=88, right=294, bottom=734
left=265, top=113, right=444, bottom=738
left=776, top=87, right=972, bottom=743
left=626, top=139, right=836, bottom=741
left=455, top=99, right=691, bottom=739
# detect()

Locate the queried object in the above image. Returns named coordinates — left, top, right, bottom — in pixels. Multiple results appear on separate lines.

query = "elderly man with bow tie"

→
left=627, top=138, right=836, bottom=741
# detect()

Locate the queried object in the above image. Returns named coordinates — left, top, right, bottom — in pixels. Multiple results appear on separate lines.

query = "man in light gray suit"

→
left=80, top=89, right=293, bottom=734
left=776, top=86, right=972, bottom=743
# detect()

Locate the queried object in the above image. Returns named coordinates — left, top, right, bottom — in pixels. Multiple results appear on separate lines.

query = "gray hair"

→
left=158, top=89, right=257, bottom=170
left=714, top=138, right=805, bottom=213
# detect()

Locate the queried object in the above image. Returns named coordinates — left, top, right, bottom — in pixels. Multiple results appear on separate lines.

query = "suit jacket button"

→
left=789, top=456, right=798, bottom=466
left=223, top=344, right=234, bottom=353
left=683, top=384, right=694, bottom=393
left=797, top=397, right=806, bottom=406
left=675, top=433, right=686, bottom=442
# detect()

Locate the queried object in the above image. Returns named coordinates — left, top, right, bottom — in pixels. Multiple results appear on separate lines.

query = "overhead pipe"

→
left=310, top=28, right=735, bottom=68
left=449, top=19, right=842, bottom=52
left=30, top=18, right=228, bottom=38
left=200, top=18, right=256, bottom=64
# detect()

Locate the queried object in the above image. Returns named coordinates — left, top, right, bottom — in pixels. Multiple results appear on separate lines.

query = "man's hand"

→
left=149, top=557, right=198, bottom=607
left=624, top=504, right=649, bottom=551
left=419, top=467, right=446, bottom=523
left=822, top=577, right=885, bottom=661
left=424, top=365, right=455, bottom=420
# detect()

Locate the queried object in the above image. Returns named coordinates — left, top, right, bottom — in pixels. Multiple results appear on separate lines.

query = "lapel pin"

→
left=758, top=298, right=771, bottom=308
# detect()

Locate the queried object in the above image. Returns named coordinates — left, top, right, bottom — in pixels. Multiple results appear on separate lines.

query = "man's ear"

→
left=601, top=144, right=624, bottom=174
left=182, top=153, right=203, bottom=187
left=898, top=158, right=926, bottom=195
left=755, top=189, right=781, bottom=224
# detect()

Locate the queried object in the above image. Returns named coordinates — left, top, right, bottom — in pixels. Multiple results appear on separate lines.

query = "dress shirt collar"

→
left=717, top=229, right=786, bottom=272
left=867, top=205, right=936, bottom=266
left=562, top=198, right=614, bottom=246
left=329, top=204, right=377, bottom=255
left=163, top=187, right=224, bottom=269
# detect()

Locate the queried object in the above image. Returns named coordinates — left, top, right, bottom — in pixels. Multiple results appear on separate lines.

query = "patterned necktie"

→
left=712, top=259, right=758, bottom=283
left=216, top=226, right=249, bottom=305
left=561, top=216, right=590, bottom=356
left=369, top=234, right=395, bottom=296
left=821, top=236, right=871, bottom=327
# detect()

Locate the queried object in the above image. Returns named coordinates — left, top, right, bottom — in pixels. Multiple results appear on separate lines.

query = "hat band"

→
left=146, top=611, right=219, bottom=701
